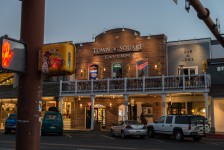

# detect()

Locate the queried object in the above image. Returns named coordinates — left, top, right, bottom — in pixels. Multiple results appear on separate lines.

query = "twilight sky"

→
left=1, top=0, right=224, bottom=44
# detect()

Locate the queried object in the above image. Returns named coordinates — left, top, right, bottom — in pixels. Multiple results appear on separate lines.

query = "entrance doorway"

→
left=85, top=104, right=106, bottom=129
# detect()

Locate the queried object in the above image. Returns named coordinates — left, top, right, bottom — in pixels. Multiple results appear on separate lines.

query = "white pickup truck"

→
left=147, top=115, right=210, bottom=141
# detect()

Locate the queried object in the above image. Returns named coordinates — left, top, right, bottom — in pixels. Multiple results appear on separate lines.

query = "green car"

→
left=41, top=108, right=63, bottom=136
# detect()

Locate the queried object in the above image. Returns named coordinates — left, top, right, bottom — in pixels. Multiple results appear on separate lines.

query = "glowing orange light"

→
left=2, top=41, right=14, bottom=68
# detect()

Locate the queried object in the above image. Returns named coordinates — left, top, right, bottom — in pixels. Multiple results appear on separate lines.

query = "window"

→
left=112, top=63, right=122, bottom=78
left=166, top=116, right=173, bottom=124
left=178, top=66, right=198, bottom=75
left=137, top=60, right=148, bottom=77
left=89, top=64, right=98, bottom=80
left=157, top=116, right=165, bottom=123
left=175, top=116, right=189, bottom=124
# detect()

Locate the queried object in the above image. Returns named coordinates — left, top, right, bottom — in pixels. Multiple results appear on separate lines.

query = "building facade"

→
left=1, top=28, right=222, bottom=132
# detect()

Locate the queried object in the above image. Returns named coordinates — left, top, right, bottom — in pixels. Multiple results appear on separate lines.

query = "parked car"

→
left=4, top=113, right=17, bottom=134
left=41, top=107, right=63, bottom=136
left=147, top=115, right=210, bottom=141
left=110, top=120, right=147, bottom=139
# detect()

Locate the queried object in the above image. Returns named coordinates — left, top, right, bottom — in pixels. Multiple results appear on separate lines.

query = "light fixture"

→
left=78, top=96, right=81, bottom=100
left=122, top=26, right=125, bottom=31
left=185, top=0, right=190, bottom=13
left=109, top=103, right=112, bottom=107
left=103, top=28, right=107, bottom=33
left=79, top=103, right=83, bottom=108
left=103, top=68, right=106, bottom=71
left=194, top=37, right=196, bottom=43
left=92, top=34, right=95, bottom=41
left=154, top=64, right=158, bottom=69
left=147, top=34, right=151, bottom=39
left=178, top=38, right=181, bottom=44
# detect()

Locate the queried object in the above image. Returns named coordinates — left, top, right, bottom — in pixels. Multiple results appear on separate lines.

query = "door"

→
left=154, top=116, right=166, bottom=134
left=86, top=106, right=91, bottom=129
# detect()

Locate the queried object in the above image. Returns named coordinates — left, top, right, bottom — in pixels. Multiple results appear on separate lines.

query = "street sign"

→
left=0, top=36, right=26, bottom=73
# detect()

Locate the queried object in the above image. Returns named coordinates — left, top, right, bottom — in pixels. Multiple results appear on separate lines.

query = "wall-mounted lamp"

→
left=103, top=28, right=107, bottom=33
left=78, top=96, right=81, bottom=101
left=109, top=103, right=112, bottom=107
left=92, top=34, right=95, bottom=41
left=155, top=62, right=161, bottom=76
left=130, top=98, right=135, bottom=106
left=147, top=34, right=151, bottom=39
left=122, top=26, right=125, bottom=31
left=202, top=59, right=207, bottom=73
left=185, top=0, right=190, bottom=13
left=79, top=103, right=83, bottom=108
left=80, top=69, right=83, bottom=77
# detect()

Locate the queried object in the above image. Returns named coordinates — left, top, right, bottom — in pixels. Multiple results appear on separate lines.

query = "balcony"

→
left=60, top=74, right=211, bottom=96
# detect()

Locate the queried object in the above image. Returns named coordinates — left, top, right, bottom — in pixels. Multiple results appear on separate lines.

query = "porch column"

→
left=210, top=96, right=215, bottom=133
left=161, top=94, right=166, bottom=115
left=123, top=94, right=129, bottom=120
left=204, top=93, right=209, bottom=119
left=90, top=95, right=95, bottom=130
left=59, top=96, right=63, bottom=114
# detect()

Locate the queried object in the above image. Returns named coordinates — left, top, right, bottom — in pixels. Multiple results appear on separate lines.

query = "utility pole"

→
left=16, top=0, right=45, bottom=150
left=188, top=0, right=224, bottom=47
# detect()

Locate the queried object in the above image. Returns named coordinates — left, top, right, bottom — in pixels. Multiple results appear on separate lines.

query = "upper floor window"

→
left=88, top=64, right=98, bottom=80
left=112, top=63, right=122, bottom=78
left=137, top=60, right=148, bottom=77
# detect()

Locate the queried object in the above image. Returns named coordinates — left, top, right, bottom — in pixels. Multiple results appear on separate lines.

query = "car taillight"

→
left=126, top=125, right=132, bottom=129
left=142, top=126, right=146, bottom=129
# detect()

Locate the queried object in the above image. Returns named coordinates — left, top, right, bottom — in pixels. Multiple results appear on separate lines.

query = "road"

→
left=0, top=131, right=224, bottom=150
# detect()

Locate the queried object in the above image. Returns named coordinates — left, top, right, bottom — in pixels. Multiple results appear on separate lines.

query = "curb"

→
left=206, top=133, right=224, bottom=139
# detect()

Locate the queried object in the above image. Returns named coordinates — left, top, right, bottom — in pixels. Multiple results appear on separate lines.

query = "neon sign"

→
left=2, top=40, right=14, bottom=68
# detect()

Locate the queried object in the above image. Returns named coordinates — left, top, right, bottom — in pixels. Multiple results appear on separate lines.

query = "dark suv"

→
left=41, top=107, right=63, bottom=136
left=4, top=113, right=17, bottom=134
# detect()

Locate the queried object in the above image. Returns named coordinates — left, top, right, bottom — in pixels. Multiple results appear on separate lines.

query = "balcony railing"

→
left=60, top=73, right=211, bottom=96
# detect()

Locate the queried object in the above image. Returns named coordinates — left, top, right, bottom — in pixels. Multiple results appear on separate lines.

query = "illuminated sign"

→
left=0, top=36, right=26, bottom=73
left=137, top=60, right=148, bottom=77
left=41, top=42, right=75, bottom=75
left=93, top=44, right=143, bottom=55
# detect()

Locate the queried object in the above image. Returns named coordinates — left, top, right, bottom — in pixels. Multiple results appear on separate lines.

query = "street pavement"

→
left=0, top=129, right=224, bottom=150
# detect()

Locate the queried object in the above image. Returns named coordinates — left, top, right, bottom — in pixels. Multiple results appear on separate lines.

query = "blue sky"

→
left=0, top=0, right=224, bottom=44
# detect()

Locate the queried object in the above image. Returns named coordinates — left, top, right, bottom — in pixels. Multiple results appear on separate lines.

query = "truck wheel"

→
left=147, top=127, right=155, bottom=138
left=175, top=130, right=184, bottom=141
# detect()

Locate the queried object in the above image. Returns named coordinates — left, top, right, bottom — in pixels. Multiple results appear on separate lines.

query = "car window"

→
left=175, top=116, right=189, bottom=124
left=8, top=114, right=17, bottom=119
left=157, top=116, right=165, bottom=123
left=190, top=116, right=208, bottom=124
left=118, top=121, right=124, bottom=126
left=166, top=116, right=173, bottom=124
left=125, top=120, right=140, bottom=125
left=45, top=114, right=62, bottom=121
